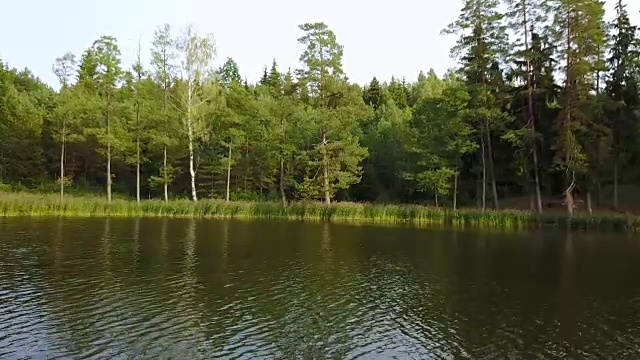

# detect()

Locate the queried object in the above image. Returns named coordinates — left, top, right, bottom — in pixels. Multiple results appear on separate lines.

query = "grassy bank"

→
left=1, top=191, right=640, bottom=231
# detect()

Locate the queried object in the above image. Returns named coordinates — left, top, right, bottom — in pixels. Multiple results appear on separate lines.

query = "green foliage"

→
left=408, top=76, right=477, bottom=196
left=295, top=23, right=370, bottom=203
left=606, top=0, right=640, bottom=159
left=0, top=63, right=49, bottom=184
left=548, top=0, right=607, bottom=178
left=1, top=8, right=639, bottom=216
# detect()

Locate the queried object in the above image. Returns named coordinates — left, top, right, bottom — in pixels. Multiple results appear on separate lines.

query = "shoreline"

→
left=1, top=192, right=640, bottom=232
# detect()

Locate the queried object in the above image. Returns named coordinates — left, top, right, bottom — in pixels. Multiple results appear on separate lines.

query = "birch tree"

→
left=176, top=24, right=216, bottom=202
left=52, top=52, right=77, bottom=202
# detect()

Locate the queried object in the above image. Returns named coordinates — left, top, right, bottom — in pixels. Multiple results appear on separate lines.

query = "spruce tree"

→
left=218, top=57, right=242, bottom=88
left=503, top=0, right=550, bottom=212
left=605, top=0, right=639, bottom=210
left=442, top=0, right=509, bottom=210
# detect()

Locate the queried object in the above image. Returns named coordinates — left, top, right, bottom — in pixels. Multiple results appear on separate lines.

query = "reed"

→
left=1, top=191, right=639, bottom=231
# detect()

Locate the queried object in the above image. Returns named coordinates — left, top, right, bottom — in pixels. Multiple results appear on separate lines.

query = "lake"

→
left=1, top=218, right=640, bottom=359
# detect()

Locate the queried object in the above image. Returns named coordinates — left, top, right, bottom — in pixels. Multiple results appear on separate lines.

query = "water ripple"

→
left=2, top=219, right=640, bottom=358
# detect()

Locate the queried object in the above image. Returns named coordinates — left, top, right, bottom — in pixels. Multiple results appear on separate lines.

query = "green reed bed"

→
left=1, top=191, right=640, bottom=231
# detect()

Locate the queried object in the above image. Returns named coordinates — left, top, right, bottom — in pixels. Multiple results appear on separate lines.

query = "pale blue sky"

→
left=1, top=0, right=638, bottom=89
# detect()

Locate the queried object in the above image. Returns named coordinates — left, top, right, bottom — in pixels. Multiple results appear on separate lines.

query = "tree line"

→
left=1, top=0, right=639, bottom=214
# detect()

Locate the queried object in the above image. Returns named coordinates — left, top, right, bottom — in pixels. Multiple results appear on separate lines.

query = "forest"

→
left=0, top=0, right=639, bottom=216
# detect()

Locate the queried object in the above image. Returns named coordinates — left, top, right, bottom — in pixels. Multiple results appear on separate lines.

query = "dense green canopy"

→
left=1, top=1, right=639, bottom=214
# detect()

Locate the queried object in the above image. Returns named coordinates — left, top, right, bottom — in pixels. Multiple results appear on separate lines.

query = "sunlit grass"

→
left=1, top=191, right=639, bottom=231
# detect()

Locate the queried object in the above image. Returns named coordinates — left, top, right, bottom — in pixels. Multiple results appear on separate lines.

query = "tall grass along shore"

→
left=1, top=192, right=640, bottom=231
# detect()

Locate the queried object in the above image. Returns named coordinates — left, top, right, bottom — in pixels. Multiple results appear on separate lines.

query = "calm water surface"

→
left=1, top=218, right=640, bottom=359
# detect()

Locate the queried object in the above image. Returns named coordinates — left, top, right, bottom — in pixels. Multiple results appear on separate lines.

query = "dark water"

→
left=1, top=218, right=640, bottom=359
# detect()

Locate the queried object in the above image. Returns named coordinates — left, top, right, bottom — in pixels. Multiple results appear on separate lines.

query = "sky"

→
left=1, top=0, right=639, bottom=90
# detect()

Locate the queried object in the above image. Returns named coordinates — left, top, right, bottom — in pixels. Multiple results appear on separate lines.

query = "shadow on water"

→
left=1, top=218, right=640, bottom=358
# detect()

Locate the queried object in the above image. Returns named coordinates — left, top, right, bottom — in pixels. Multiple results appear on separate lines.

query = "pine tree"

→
left=85, top=36, right=123, bottom=203
left=130, top=40, right=146, bottom=204
left=547, top=0, right=606, bottom=214
left=150, top=23, right=177, bottom=202
left=296, top=22, right=369, bottom=204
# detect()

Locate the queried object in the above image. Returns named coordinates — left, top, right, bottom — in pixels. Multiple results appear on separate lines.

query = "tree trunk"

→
left=563, top=12, right=573, bottom=217
left=210, top=164, right=215, bottom=197
left=188, top=127, right=197, bottom=202
left=280, top=155, right=286, bottom=207
left=532, top=142, right=543, bottom=212
left=135, top=103, right=141, bottom=205
left=244, top=146, right=248, bottom=193
left=280, top=115, right=287, bottom=207
left=162, top=59, right=169, bottom=204
left=613, top=155, right=619, bottom=211
left=60, top=127, right=65, bottom=203
left=476, top=177, right=481, bottom=208
left=453, top=172, right=458, bottom=211
left=107, top=142, right=112, bottom=203
left=596, top=177, right=602, bottom=208
left=226, top=144, right=232, bottom=202
left=434, top=190, right=439, bottom=207
left=106, top=93, right=112, bottom=204
left=530, top=194, right=535, bottom=211
left=565, top=172, right=575, bottom=216
left=319, top=44, right=330, bottom=206
left=486, top=129, right=499, bottom=210
left=187, top=87, right=197, bottom=202
left=586, top=190, right=592, bottom=214
left=522, top=0, right=543, bottom=214
left=322, top=127, right=330, bottom=205
left=480, top=129, right=487, bottom=210
left=163, top=146, right=168, bottom=203
left=136, top=137, right=140, bottom=205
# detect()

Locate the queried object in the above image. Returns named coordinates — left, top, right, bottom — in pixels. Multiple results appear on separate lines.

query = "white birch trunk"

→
left=226, top=144, right=232, bottom=202
left=187, top=80, right=197, bottom=202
